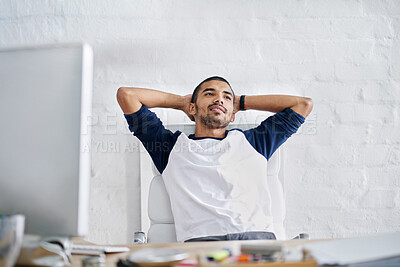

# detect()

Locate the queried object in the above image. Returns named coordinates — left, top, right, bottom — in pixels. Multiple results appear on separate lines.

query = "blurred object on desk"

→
left=127, top=248, right=189, bottom=266
left=303, top=231, right=400, bottom=266
left=0, top=214, right=25, bottom=267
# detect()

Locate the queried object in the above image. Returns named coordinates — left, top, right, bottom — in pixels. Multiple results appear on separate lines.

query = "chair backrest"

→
left=147, top=147, right=286, bottom=243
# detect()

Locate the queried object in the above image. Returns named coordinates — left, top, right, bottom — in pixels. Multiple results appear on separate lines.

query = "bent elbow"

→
left=302, top=97, right=313, bottom=117
left=116, top=87, right=128, bottom=101
left=117, top=87, right=135, bottom=103
left=304, top=97, right=313, bottom=109
left=116, top=87, right=141, bottom=114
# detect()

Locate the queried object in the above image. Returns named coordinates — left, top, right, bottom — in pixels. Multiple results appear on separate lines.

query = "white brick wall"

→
left=1, top=0, right=399, bottom=244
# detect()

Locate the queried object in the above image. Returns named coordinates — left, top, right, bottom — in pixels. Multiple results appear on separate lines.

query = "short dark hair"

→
left=191, top=76, right=234, bottom=103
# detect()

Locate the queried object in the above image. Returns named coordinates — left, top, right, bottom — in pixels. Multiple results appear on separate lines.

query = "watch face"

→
left=127, top=248, right=188, bottom=266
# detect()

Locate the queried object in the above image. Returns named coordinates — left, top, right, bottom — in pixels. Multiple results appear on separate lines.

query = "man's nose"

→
left=214, top=94, right=224, bottom=105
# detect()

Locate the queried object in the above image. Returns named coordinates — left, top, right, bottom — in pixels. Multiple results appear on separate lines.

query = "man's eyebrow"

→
left=223, top=90, right=233, bottom=96
left=202, top=88, right=216, bottom=94
left=202, top=88, right=233, bottom=96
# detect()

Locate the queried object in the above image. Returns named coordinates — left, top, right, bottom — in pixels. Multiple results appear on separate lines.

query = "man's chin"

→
left=201, top=116, right=230, bottom=129
left=210, top=124, right=228, bottom=129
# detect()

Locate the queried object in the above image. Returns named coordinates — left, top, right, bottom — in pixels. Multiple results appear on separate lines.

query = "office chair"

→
left=146, top=148, right=287, bottom=243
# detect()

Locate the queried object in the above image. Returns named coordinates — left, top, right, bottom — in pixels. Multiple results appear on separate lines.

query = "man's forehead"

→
left=200, top=80, right=233, bottom=94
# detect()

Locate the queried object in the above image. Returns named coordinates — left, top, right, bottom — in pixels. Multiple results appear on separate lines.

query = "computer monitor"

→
left=0, top=43, right=93, bottom=237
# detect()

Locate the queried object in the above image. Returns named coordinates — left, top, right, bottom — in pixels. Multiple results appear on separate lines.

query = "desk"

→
left=70, top=239, right=318, bottom=267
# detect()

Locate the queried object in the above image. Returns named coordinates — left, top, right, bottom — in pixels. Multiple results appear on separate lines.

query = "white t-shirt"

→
left=162, top=130, right=273, bottom=242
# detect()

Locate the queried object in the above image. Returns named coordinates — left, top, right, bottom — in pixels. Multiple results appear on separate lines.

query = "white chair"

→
left=147, top=148, right=286, bottom=243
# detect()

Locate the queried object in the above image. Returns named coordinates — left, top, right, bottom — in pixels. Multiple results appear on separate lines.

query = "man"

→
left=117, top=76, right=312, bottom=242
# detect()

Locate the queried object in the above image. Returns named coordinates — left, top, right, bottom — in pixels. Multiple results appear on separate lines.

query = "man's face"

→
left=190, top=80, right=235, bottom=129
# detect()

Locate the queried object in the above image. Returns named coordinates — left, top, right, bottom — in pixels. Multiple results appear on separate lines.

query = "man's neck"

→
left=194, top=122, right=227, bottom=138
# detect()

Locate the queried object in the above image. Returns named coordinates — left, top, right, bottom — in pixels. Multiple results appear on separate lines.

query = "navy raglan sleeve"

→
left=124, top=105, right=181, bottom=174
left=243, top=108, right=305, bottom=160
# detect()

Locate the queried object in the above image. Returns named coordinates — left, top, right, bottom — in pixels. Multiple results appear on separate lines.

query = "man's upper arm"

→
left=244, top=108, right=305, bottom=160
left=117, top=87, right=142, bottom=114
left=124, top=105, right=180, bottom=173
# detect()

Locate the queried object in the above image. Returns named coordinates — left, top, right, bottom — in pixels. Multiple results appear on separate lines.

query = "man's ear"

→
left=230, top=112, right=236, bottom=122
left=188, top=103, right=196, bottom=116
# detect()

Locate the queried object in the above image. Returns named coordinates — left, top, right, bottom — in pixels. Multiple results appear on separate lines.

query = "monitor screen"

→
left=0, top=43, right=93, bottom=237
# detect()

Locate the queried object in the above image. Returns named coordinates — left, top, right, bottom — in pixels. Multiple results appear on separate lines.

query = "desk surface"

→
left=71, top=239, right=319, bottom=267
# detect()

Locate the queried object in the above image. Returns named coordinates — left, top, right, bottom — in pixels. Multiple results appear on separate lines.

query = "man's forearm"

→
left=117, top=87, right=185, bottom=114
left=239, top=95, right=313, bottom=118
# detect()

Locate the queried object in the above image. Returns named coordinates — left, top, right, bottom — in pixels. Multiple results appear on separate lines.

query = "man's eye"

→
left=205, top=92, right=213, bottom=96
left=225, top=96, right=232, bottom=100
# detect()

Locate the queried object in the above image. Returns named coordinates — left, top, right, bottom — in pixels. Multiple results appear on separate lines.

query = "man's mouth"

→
left=209, top=105, right=226, bottom=113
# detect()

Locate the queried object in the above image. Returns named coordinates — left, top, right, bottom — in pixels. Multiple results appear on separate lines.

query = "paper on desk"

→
left=303, top=232, right=400, bottom=265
